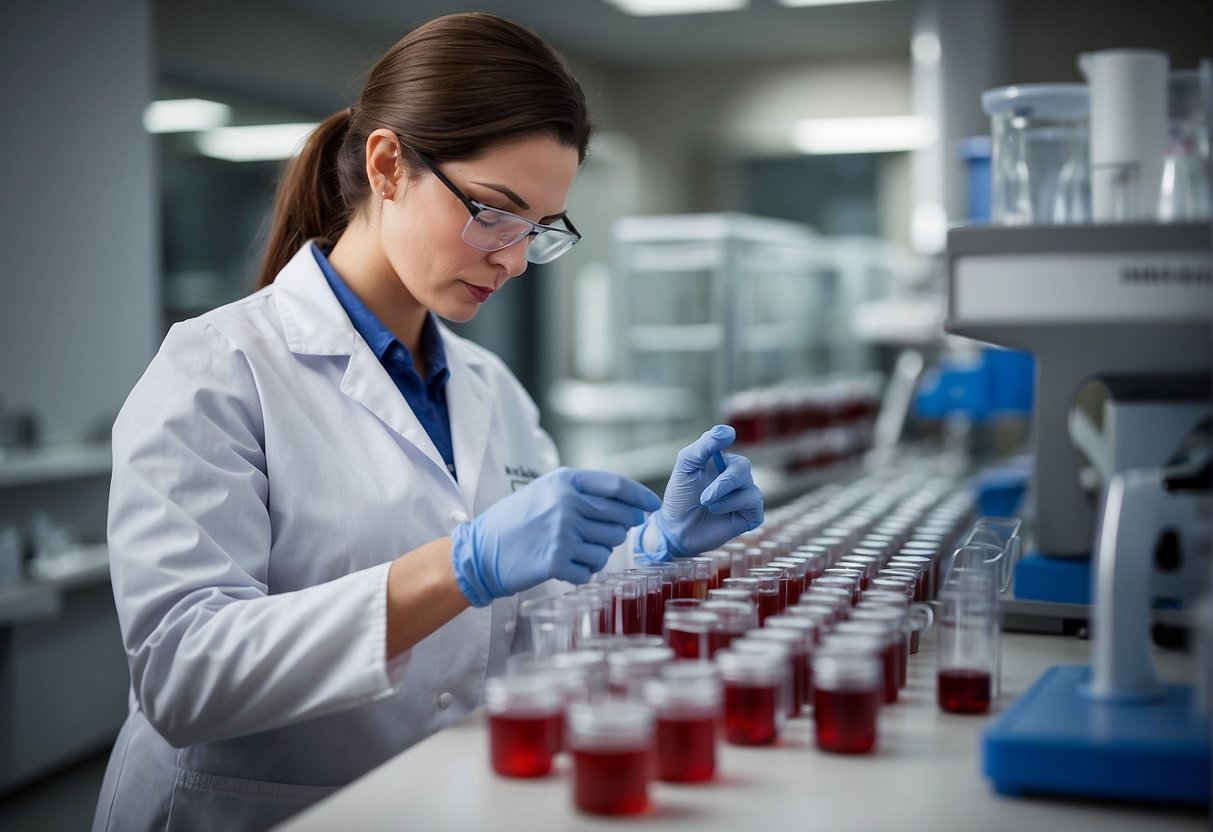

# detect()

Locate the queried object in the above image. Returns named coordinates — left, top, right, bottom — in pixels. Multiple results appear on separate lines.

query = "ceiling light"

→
left=600, top=0, right=747, bottom=16
left=195, top=123, right=318, bottom=163
left=792, top=116, right=937, bottom=154
left=143, top=98, right=231, bottom=134
left=775, top=0, right=895, bottom=7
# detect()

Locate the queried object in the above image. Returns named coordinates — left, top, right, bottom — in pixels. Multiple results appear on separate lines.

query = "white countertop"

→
left=276, top=632, right=1208, bottom=832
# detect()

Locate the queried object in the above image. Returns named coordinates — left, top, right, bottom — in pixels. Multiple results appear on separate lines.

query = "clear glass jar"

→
left=812, top=651, right=882, bottom=755
left=484, top=674, right=565, bottom=778
left=643, top=662, right=723, bottom=783
left=715, top=648, right=786, bottom=746
left=566, top=700, right=655, bottom=815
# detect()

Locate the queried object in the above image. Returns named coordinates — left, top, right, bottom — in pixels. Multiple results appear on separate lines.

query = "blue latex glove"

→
left=644, top=425, right=764, bottom=558
left=451, top=467, right=661, bottom=606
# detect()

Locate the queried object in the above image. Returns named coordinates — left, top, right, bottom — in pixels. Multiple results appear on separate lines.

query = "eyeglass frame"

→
left=401, top=142, right=582, bottom=261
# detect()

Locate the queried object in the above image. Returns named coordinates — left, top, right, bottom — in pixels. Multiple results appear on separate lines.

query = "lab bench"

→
left=275, top=632, right=1208, bottom=832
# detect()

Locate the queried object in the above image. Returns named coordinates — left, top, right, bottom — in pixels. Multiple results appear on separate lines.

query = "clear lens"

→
left=527, top=230, right=578, bottom=264
left=459, top=204, right=579, bottom=264
left=462, top=208, right=532, bottom=251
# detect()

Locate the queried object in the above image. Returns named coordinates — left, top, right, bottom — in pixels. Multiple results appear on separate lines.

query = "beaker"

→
left=982, top=83, right=1091, bottom=225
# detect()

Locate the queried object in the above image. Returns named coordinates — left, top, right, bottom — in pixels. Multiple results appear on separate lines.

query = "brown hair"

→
left=257, top=12, right=593, bottom=288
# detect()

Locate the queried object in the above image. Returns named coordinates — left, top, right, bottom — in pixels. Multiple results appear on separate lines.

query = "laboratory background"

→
left=0, top=0, right=1210, bottom=829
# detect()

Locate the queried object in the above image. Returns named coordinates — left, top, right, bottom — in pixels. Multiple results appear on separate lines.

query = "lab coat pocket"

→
left=167, top=767, right=339, bottom=832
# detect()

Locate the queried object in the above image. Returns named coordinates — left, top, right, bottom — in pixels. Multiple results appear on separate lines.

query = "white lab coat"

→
left=92, top=243, right=568, bottom=831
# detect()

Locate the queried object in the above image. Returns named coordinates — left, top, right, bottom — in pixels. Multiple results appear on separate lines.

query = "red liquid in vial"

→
left=619, top=596, right=643, bottom=635
left=488, top=712, right=562, bottom=777
left=723, top=682, right=779, bottom=745
left=598, top=610, right=609, bottom=634
left=676, top=576, right=696, bottom=600
left=757, top=591, right=780, bottom=626
left=667, top=626, right=706, bottom=659
left=715, top=630, right=739, bottom=651
left=938, top=669, right=991, bottom=714
left=791, top=651, right=809, bottom=716
left=661, top=581, right=674, bottom=602
left=814, top=687, right=879, bottom=754
left=778, top=577, right=792, bottom=613
left=656, top=715, right=717, bottom=782
left=572, top=747, right=651, bottom=815
left=785, top=576, right=804, bottom=607
left=693, top=577, right=709, bottom=600
left=645, top=589, right=663, bottom=636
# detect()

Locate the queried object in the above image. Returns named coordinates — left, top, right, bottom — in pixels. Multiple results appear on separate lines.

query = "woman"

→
left=93, top=12, right=763, bottom=831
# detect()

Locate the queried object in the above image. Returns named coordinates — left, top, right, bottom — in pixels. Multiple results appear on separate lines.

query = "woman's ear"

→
left=365, top=129, right=401, bottom=200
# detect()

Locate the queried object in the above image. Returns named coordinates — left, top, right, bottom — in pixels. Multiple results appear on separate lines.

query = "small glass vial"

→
left=812, top=651, right=882, bottom=754
left=769, top=557, right=808, bottom=605
left=716, top=648, right=786, bottom=745
left=663, top=609, right=720, bottom=660
left=708, top=587, right=755, bottom=604
left=746, top=626, right=812, bottom=717
left=484, top=674, right=564, bottom=778
left=746, top=571, right=782, bottom=624
left=607, top=645, right=675, bottom=698
left=722, top=576, right=761, bottom=603
left=801, top=586, right=851, bottom=622
left=626, top=568, right=666, bottom=636
left=687, top=556, right=714, bottom=599
left=605, top=576, right=646, bottom=635
left=937, top=570, right=997, bottom=715
left=644, top=662, right=723, bottom=783
left=835, top=619, right=902, bottom=701
left=731, top=638, right=797, bottom=719
left=888, top=554, right=934, bottom=599
left=702, top=599, right=758, bottom=651
left=567, top=700, right=655, bottom=816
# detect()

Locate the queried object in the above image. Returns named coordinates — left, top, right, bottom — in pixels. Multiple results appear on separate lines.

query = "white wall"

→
left=0, top=0, right=158, bottom=442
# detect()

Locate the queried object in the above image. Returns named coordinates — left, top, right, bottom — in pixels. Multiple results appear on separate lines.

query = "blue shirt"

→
left=311, top=244, right=456, bottom=479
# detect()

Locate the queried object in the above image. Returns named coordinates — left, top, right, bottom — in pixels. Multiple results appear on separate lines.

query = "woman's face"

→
left=381, top=133, right=580, bottom=323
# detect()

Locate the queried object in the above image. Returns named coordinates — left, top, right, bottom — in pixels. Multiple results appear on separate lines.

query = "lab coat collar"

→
left=273, top=242, right=490, bottom=506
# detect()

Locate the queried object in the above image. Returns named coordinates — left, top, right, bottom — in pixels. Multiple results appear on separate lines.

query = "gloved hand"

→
left=451, top=467, right=661, bottom=606
left=643, top=425, right=764, bottom=558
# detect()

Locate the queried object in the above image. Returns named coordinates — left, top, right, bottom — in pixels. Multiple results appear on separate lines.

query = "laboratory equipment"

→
left=566, top=700, right=655, bottom=816
left=812, top=651, right=882, bottom=755
left=1079, top=48, right=1169, bottom=222
left=1160, top=66, right=1212, bottom=222
left=982, top=83, right=1091, bottom=225
left=663, top=609, right=720, bottom=660
left=947, top=222, right=1210, bottom=593
left=936, top=569, right=998, bottom=715
left=484, top=675, right=564, bottom=778
left=716, top=648, right=786, bottom=746
left=643, top=663, right=723, bottom=783
left=954, top=58, right=1211, bottom=803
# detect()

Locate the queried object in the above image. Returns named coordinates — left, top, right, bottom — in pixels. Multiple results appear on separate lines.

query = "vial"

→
left=936, top=569, right=997, bottom=715
left=770, top=556, right=809, bottom=604
left=663, top=609, right=720, bottom=660
left=484, top=674, right=564, bottom=778
left=745, top=626, right=812, bottom=717
left=688, top=556, right=714, bottom=600
left=749, top=567, right=786, bottom=615
left=812, top=651, right=882, bottom=754
left=835, top=620, right=902, bottom=701
left=644, top=662, right=723, bottom=783
left=626, top=567, right=667, bottom=636
left=567, top=700, right=655, bottom=816
left=607, top=645, right=675, bottom=698
left=801, top=585, right=851, bottom=622
left=605, top=576, right=645, bottom=635
left=746, top=571, right=782, bottom=624
left=722, top=576, right=761, bottom=604
left=716, top=648, right=786, bottom=745
left=702, top=599, right=758, bottom=651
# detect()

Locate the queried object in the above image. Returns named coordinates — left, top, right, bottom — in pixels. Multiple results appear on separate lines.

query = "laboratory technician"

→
left=92, top=12, right=763, bottom=832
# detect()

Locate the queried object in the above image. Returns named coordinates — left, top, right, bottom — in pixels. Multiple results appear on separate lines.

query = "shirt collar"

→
left=311, top=243, right=450, bottom=387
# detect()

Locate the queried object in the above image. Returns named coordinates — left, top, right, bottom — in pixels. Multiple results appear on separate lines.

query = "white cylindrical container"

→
left=1079, top=48, right=1170, bottom=222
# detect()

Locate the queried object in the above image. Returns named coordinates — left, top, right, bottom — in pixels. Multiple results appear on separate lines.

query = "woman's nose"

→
left=488, top=239, right=530, bottom=278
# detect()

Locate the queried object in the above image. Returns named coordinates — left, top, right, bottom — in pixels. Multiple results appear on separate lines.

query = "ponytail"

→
left=256, top=107, right=354, bottom=289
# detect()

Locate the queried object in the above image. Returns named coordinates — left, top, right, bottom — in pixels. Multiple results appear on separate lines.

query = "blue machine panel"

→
left=983, top=664, right=1211, bottom=807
